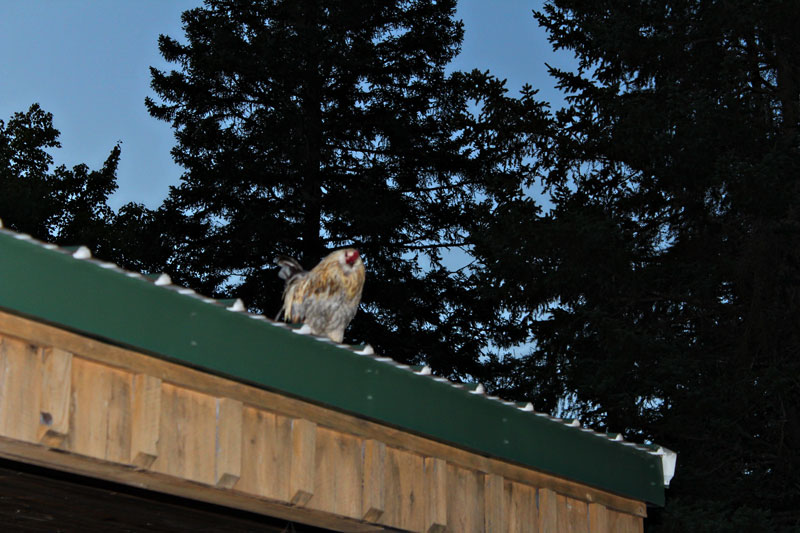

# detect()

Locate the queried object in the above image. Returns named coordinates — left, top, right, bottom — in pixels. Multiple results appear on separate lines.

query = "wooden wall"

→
left=0, top=311, right=644, bottom=532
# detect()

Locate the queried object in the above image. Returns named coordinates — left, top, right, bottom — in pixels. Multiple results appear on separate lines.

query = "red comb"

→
left=345, top=249, right=360, bottom=265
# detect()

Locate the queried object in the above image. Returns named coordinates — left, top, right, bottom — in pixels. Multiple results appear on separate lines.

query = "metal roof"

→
left=0, top=223, right=673, bottom=505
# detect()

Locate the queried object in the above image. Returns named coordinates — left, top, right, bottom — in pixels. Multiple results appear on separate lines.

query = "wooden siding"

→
left=0, top=311, right=644, bottom=532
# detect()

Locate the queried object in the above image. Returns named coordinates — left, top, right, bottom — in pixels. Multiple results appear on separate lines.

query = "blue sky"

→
left=0, top=1, right=574, bottom=209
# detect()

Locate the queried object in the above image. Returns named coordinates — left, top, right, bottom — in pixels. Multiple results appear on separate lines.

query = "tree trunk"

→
left=299, top=0, right=324, bottom=266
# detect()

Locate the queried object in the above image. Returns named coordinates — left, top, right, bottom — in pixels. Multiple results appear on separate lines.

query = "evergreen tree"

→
left=146, top=0, right=547, bottom=377
left=475, top=1, right=799, bottom=529
left=0, top=104, right=121, bottom=249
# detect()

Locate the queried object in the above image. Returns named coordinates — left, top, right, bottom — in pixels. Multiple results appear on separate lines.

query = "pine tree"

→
left=0, top=104, right=121, bottom=248
left=475, top=1, right=800, bottom=529
left=146, top=0, right=548, bottom=377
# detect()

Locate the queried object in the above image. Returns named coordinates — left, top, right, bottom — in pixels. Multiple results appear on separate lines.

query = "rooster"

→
left=275, top=248, right=365, bottom=343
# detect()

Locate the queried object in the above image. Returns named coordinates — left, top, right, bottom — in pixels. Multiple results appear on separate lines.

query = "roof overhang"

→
left=0, top=227, right=668, bottom=507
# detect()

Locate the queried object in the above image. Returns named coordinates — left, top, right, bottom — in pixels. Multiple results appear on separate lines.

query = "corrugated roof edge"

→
left=0, top=224, right=675, bottom=504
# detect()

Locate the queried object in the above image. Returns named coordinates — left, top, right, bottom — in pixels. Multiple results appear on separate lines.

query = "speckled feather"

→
left=275, top=249, right=365, bottom=343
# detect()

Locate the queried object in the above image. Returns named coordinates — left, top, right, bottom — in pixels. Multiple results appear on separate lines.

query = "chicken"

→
left=275, top=248, right=365, bottom=343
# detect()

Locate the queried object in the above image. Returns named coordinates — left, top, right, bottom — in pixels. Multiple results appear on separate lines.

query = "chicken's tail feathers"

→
left=274, top=255, right=305, bottom=281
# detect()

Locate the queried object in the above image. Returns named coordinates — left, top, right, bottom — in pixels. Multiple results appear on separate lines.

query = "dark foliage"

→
left=473, top=1, right=800, bottom=530
left=0, top=104, right=120, bottom=249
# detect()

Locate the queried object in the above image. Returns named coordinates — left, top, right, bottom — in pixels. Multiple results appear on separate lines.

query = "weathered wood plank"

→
left=63, top=358, right=98, bottom=458
left=424, top=457, right=447, bottom=533
left=361, top=439, right=385, bottom=522
left=106, top=365, right=133, bottom=463
left=38, top=347, right=72, bottom=447
left=289, top=417, right=316, bottom=506
left=67, top=358, right=132, bottom=463
left=238, top=407, right=291, bottom=501
left=215, top=397, right=242, bottom=488
left=484, top=473, right=506, bottom=532
left=310, top=426, right=362, bottom=518
left=152, top=383, right=215, bottom=485
left=447, top=464, right=484, bottom=533
left=0, top=336, right=41, bottom=443
left=538, top=488, right=559, bottom=533
left=130, top=374, right=161, bottom=468
left=558, top=494, right=589, bottom=532
left=589, top=502, right=611, bottom=533
left=379, top=447, right=424, bottom=532
left=505, top=480, right=537, bottom=533
left=609, top=509, right=643, bottom=533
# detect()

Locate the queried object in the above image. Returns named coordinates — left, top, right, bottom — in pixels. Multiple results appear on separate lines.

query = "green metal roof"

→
left=0, top=227, right=669, bottom=506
